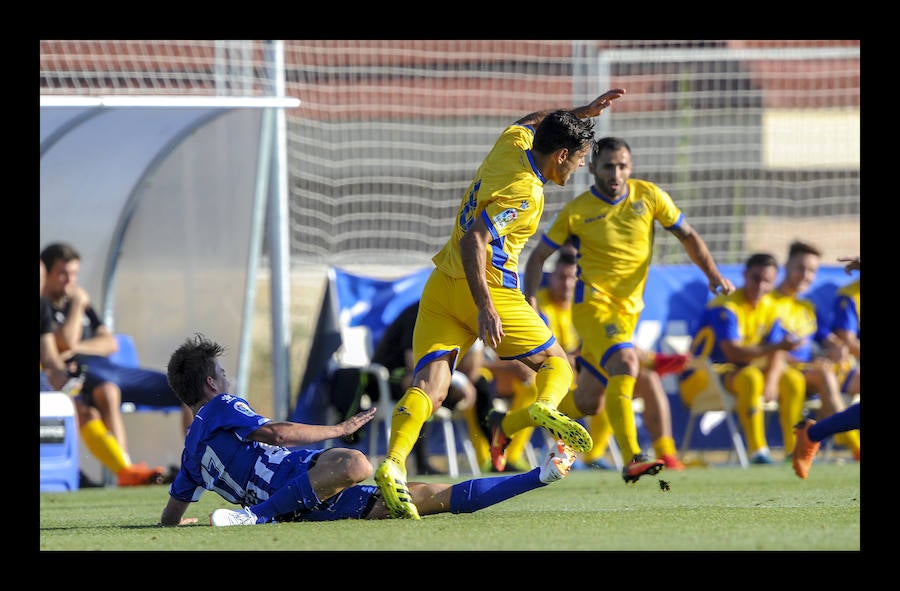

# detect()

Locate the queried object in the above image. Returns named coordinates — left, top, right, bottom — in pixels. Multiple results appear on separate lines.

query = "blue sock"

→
left=808, top=403, right=860, bottom=442
left=250, top=474, right=321, bottom=522
left=449, top=468, right=546, bottom=514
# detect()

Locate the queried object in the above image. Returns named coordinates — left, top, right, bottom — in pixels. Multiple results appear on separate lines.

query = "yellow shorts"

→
left=412, top=268, right=554, bottom=373
left=571, top=282, right=639, bottom=385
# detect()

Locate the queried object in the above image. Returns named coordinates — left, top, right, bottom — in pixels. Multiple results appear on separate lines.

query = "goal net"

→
left=41, top=40, right=860, bottom=268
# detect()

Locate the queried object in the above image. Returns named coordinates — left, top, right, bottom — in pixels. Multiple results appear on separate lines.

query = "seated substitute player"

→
left=770, top=241, right=859, bottom=460
left=158, top=333, right=577, bottom=527
left=791, top=254, right=862, bottom=479
left=678, top=253, right=804, bottom=464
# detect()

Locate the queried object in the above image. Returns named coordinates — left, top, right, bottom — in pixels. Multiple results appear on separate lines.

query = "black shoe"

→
left=79, top=470, right=103, bottom=488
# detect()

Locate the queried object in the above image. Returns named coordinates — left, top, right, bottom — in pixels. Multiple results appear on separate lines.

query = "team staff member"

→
left=374, top=89, right=627, bottom=519
left=524, top=137, right=734, bottom=483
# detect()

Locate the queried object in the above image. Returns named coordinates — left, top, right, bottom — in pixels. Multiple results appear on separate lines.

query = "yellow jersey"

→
left=432, top=124, right=545, bottom=290
left=540, top=178, right=682, bottom=315
left=692, top=289, right=786, bottom=366
left=770, top=289, right=818, bottom=363
left=536, top=288, right=580, bottom=355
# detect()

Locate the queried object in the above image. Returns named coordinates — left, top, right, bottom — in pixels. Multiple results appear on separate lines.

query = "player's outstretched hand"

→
left=583, top=88, right=626, bottom=118
left=838, top=255, right=860, bottom=274
left=340, top=407, right=377, bottom=437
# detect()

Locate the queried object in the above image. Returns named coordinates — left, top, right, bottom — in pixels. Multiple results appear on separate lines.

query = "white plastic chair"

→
left=664, top=335, right=750, bottom=468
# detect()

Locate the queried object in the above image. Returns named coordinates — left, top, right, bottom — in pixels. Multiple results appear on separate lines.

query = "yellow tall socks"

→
left=652, top=435, right=677, bottom=459
left=778, top=367, right=806, bottom=453
left=582, top=411, right=613, bottom=464
left=385, top=387, right=432, bottom=466
left=534, top=356, right=575, bottom=407
left=504, top=380, right=537, bottom=466
left=502, top=356, right=574, bottom=439
left=462, top=404, right=490, bottom=467
left=555, top=389, right=582, bottom=421
left=835, top=430, right=861, bottom=458
left=733, top=367, right=766, bottom=454
left=606, top=374, right=640, bottom=459
left=80, top=418, right=129, bottom=474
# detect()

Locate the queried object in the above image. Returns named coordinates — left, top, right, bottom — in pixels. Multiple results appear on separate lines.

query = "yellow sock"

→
left=582, top=411, right=613, bottom=464
left=462, top=404, right=491, bottom=467
left=385, top=387, right=432, bottom=466
left=778, top=367, right=806, bottom=453
left=652, top=435, right=677, bottom=459
left=606, top=374, right=640, bottom=459
left=556, top=388, right=583, bottom=421
left=80, top=418, right=129, bottom=474
left=534, top=356, right=575, bottom=407
left=834, top=430, right=861, bottom=458
left=505, top=380, right=537, bottom=464
left=733, top=367, right=766, bottom=454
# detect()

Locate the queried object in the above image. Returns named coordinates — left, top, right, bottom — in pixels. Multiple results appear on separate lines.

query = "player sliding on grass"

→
left=157, top=333, right=576, bottom=526
left=374, top=89, right=627, bottom=519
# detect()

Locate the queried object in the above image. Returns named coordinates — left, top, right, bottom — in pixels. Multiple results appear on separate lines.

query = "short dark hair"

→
left=745, top=252, right=778, bottom=270
left=787, top=240, right=822, bottom=260
left=557, top=250, right=578, bottom=267
left=167, top=333, right=226, bottom=407
left=40, top=242, right=80, bottom=271
left=593, top=137, right=631, bottom=158
left=532, top=111, right=595, bottom=156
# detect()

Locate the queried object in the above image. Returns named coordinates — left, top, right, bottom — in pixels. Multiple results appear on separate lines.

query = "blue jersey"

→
left=169, top=394, right=296, bottom=506
left=832, top=279, right=860, bottom=338
left=168, top=393, right=379, bottom=521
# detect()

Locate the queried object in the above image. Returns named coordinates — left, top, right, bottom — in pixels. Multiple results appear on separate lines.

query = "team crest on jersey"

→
left=234, top=400, right=255, bottom=417
left=605, top=323, right=619, bottom=339
left=632, top=200, right=646, bottom=215
left=492, top=208, right=518, bottom=230
left=520, top=200, right=530, bottom=210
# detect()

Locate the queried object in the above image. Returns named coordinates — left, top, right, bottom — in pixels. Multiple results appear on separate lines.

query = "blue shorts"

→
left=277, top=484, right=380, bottom=522
left=75, top=355, right=182, bottom=409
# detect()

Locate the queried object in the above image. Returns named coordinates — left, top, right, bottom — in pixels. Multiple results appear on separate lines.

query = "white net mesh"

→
left=41, top=40, right=860, bottom=266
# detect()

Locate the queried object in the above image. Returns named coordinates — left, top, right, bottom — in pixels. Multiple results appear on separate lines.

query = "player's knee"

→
left=734, top=366, right=764, bottom=396
left=780, top=366, right=805, bottom=397
left=344, top=449, right=374, bottom=483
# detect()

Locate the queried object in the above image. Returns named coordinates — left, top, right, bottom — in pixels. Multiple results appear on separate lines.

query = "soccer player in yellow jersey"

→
left=374, top=89, right=626, bottom=519
left=679, top=253, right=803, bottom=464
left=524, top=137, right=734, bottom=482
left=771, top=241, right=859, bottom=460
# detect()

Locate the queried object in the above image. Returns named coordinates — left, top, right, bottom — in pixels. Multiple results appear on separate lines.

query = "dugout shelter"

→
left=40, top=95, right=299, bottom=412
